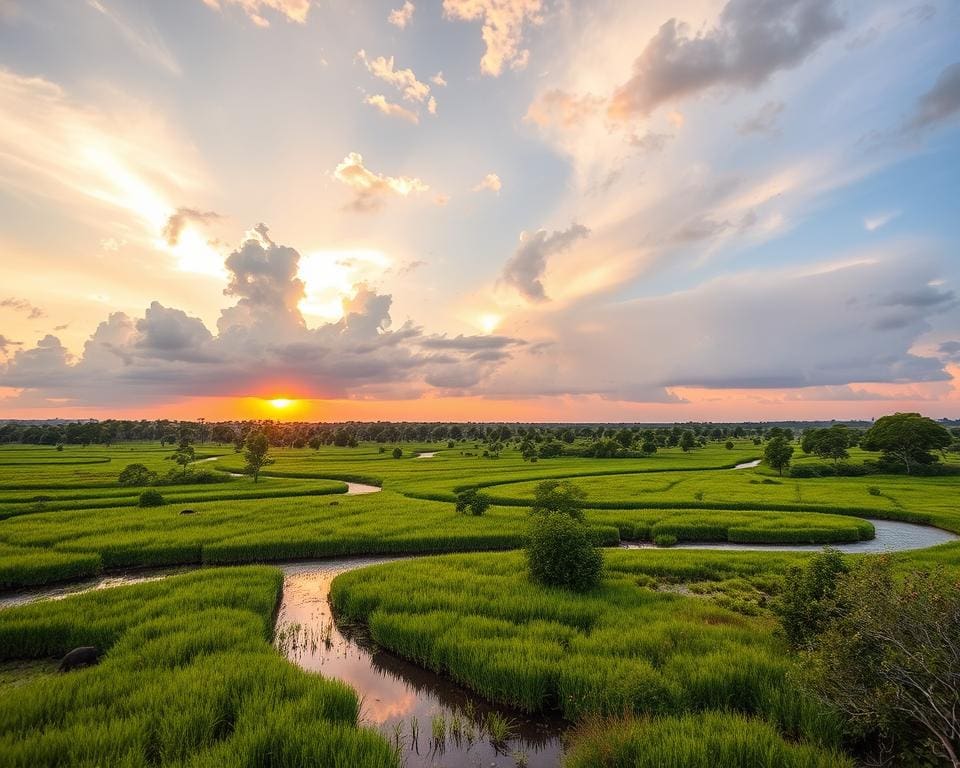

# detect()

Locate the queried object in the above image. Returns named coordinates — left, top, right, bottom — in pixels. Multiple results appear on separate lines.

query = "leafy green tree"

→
left=118, top=463, right=158, bottom=487
left=243, top=430, right=274, bottom=482
left=797, top=557, right=960, bottom=767
left=764, top=436, right=794, bottom=476
left=454, top=488, right=490, bottom=516
left=679, top=430, right=696, bottom=452
left=801, top=426, right=851, bottom=465
left=860, top=412, right=952, bottom=474
left=531, top=479, right=587, bottom=521
left=392, top=447, right=403, bottom=459
left=641, top=440, right=657, bottom=455
left=526, top=513, right=603, bottom=592
left=724, top=440, right=734, bottom=450
left=171, top=438, right=195, bottom=478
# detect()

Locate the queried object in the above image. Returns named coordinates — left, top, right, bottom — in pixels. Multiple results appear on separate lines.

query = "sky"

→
left=0, top=0, right=958, bottom=422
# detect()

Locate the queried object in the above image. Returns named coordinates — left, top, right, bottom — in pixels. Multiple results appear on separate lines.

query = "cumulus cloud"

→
left=332, top=152, right=429, bottom=212
left=1, top=298, right=46, bottom=320
left=0, top=334, right=23, bottom=355
left=608, top=0, right=843, bottom=119
left=501, top=223, right=590, bottom=302
left=357, top=50, right=431, bottom=104
left=0, top=226, right=520, bottom=405
left=364, top=94, right=419, bottom=124
left=737, top=101, right=785, bottom=136
left=162, top=207, right=221, bottom=246
left=472, top=173, right=502, bottom=193
left=200, top=0, right=311, bottom=27
left=388, top=1, right=415, bottom=28
left=904, top=62, right=960, bottom=134
left=431, top=72, right=447, bottom=87
left=442, top=0, right=543, bottom=76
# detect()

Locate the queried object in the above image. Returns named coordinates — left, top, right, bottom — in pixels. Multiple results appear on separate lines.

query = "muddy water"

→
left=415, top=452, right=437, bottom=459
left=732, top=459, right=762, bottom=469
left=275, top=558, right=564, bottom=768
left=345, top=482, right=381, bottom=495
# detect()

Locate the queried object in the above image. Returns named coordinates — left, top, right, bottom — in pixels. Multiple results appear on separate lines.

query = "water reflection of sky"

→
left=275, top=558, right=565, bottom=768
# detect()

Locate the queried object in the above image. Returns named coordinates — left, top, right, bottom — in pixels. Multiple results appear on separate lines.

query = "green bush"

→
left=653, top=534, right=677, bottom=547
left=526, top=513, right=602, bottom=591
left=867, top=486, right=881, bottom=496
left=138, top=489, right=165, bottom=507
left=773, top=549, right=848, bottom=648
left=392, top=447, right=402, bottom=459
left=454, top=488, right=490, bottom=516
left=117, top=463, right=157, bottom=487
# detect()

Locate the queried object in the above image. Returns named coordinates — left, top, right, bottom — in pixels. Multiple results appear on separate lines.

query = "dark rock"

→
left=58, top=646, right=101, bottom=672
left=179, top=509, right=196, bottom=515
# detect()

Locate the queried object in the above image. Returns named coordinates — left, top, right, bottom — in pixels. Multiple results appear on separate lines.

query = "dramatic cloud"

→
left=609, top=0, right=844, bottom=119
left=357, top=50, right=431, bottom=104
left=483, top=254, right=954, bottom=401
left=0, top=226, right=520, bottom=404
left=442, top=0, right=542, bottom=76
left=364, top=94, right=419, bottom=124
left=388, top=1, right=415, bottom=29
left=501, top=223, right=590, bottom=302
left=332, top=152, right=429, bottom=212
left=162, top=208, right=221, bottom=246
left=200, top=0, right=311, bottom=27
left=1, top=298, right=46, bottom=320
left=737, top=101, right=785, bottom=136
left=472, top=173, right=502, bottom=193
left=904, top=62, right=960, bottom=133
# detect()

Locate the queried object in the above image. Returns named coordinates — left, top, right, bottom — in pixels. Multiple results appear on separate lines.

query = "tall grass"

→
left=0, top=567, right=397, bottom=767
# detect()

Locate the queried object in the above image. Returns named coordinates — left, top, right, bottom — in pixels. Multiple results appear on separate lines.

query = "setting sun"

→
left=268, top=398, right=293, bottom=409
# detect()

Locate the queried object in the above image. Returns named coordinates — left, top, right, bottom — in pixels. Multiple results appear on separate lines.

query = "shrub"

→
left=117, top=463, right=158, bottom=487
left=867, top=486, right=881, bottom=496
left=653, top=534, right=677, bottom=548
left=773, top=549, right=848, bottom=648
left=138, top=489, right=165, bottom=507
left=454, top=488, right=490, bottom=516
left=392, top=447, right=403, bottom=459
left=531, top=479, right=587, bottom=521
left=725, top=441, right=734, bottom=450
left=526, top=513, right=602, bottom=591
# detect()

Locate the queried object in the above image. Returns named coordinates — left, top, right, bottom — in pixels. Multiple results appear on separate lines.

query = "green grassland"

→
left=0, top=566, right=396, bottom=767
left=1, top=438, right=958, bottom=766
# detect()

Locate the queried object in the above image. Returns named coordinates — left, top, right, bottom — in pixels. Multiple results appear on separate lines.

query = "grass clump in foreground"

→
left=330, top=551, right=845, bottom=754
left=0, top=567, right=396, bottom=767
left=563, top=712, right=852, bottom=768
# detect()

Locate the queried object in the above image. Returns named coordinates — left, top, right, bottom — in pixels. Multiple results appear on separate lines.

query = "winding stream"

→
left=2, top=514, right=956, bottom=766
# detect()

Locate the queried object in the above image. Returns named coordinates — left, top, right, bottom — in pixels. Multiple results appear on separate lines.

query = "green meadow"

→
left=0, top=436, right=958, bottom=766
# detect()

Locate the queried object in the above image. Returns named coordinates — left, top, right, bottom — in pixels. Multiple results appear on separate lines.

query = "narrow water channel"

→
left=275, top=558, right=564, bottom=768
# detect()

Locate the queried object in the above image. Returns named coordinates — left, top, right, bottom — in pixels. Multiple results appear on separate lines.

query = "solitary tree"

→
left=171, top=438, right=195, bottom=478
left=764, top=435, right=794, bottom=476
left=679, top=430, right=696, bottom=452
left=860, top=412, right=952, bottom=474
left=454, top=488, right=490, bottom=516
left=243, top=430, right=274, bottom=482
left=526, top=480, right=601, bottom=591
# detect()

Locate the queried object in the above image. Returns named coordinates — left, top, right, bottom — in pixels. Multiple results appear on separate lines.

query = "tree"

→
left=454, top=488, right=490, bottom=516
left=531, top=479, right=587, bottom=521
left=724, top=440, right=734, bottom=450
left=392, top=447, right=403, bottom=459
left=118, top=463, right=158, bottom=487
left=526, top=513, right=603, bottom=592
left=171, top=438, right=195, bottom=478
left=679, top=430, right=696, bottom=452
left=763, top=436, right=794, bottom=476
left=861, top=412, right=952, bottom=474
left=641, top=440, right=657, bottom=455
left=243, top=430, right=274, bottom=482
left=796, top=557, right=960, bottom=767
left=801, top=426, right=850, bottom=465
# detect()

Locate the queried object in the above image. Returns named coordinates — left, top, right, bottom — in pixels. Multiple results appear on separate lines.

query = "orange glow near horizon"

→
left=268, top=398, right=294, bottom=409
